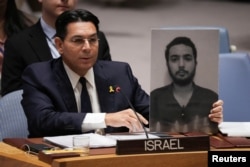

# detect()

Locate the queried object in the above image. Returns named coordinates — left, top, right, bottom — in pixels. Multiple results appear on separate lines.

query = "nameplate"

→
left=116, top=135, right=209, bottom=155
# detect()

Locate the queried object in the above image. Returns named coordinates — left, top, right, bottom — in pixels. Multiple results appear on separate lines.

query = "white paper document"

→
left=106, top=133, right=159, bottom=140
left=219, top=122, right=250, bottom=137
left=44, top=133, right=159, bottom=148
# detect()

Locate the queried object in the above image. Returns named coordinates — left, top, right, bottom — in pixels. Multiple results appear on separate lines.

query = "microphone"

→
left=109, top=85, right=149, bottom=139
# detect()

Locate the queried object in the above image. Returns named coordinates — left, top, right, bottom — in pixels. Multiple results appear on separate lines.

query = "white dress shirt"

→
left=63, top=63, right=106, bottom=132
left=40, top=17, right=61, bottom=59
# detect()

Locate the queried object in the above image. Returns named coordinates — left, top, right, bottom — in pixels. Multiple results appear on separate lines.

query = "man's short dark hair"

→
left=55, top=9, right=100, bottom=40
left=165, top=36, right=197, bottom=63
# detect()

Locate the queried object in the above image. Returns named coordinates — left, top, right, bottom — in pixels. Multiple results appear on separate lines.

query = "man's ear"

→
left=54, top=37, right=63, bottom=54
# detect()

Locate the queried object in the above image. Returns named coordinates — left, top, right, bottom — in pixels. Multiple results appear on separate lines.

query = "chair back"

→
left=219, top=52, right=250, bottom=121
left=0, top=90, right=28, bottom=141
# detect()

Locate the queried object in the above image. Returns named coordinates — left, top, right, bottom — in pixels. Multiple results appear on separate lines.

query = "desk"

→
left=0, top=142, right=49, bottom=167
left=0, top=140, right=207, bottom=167
left=1, top=137, right=250, bottom=167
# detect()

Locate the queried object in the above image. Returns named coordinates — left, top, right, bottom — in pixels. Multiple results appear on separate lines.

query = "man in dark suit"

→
left=1, top=0, right=111, bottom=96
left=21, top=9, right=149, bottom=137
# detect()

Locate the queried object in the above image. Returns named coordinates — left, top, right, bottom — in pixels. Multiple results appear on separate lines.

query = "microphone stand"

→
left=117, top=87, right=149, bottom=139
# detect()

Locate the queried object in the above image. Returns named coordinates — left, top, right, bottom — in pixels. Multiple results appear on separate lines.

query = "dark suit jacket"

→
left=21, top=58, right=149, bottom=137
left=1, top=20, right=111, bottom=96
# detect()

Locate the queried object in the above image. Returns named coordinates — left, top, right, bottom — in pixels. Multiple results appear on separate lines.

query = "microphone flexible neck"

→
left=117, top=87, right=149, bottom=139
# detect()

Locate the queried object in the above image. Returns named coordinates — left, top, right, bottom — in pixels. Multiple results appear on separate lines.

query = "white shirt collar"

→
left=63, top=62, right=95, bottom=89
left=84, top=68, right=95, bottom=87
left=40, top=17, right=56, bottom=39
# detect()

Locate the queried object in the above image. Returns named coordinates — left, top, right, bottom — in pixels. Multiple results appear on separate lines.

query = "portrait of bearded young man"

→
left=150, top=36, right=221, bottom=135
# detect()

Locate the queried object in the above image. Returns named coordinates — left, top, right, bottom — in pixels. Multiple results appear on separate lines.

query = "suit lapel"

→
left=93, top=62, right=115, bottom=113
left=53, top=58, right=78, bottom=113
left=27, top=21, right=53, bottom=61
left=52, top=60, right=115, bottom=113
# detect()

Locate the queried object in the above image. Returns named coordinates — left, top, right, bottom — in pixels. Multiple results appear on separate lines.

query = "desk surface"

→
left=1, top=136, right=250, bottom=167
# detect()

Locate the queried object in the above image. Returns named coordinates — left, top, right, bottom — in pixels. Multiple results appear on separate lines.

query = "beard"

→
left=168, top=67, right=196, bottom=86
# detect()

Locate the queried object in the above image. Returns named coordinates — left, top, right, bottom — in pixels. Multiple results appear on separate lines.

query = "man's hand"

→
left=105, top=109, right=148, bottom=132
left=209, top=100, right=223, bottom=123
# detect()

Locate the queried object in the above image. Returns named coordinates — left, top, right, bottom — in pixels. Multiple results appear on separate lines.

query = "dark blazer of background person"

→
left=1, top=20, right=111, bottom=96
left=21, top=58, right=149, bottom=137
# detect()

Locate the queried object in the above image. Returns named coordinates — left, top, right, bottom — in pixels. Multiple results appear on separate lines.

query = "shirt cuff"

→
left=81, top=113, right=106, bottom=132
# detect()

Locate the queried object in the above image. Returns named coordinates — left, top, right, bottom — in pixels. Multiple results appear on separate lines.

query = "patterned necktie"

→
left=79, top=77, right=92, bottom=113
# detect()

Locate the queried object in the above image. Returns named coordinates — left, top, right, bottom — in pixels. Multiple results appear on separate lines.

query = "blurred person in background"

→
left=0, top=0, right=36, bottom=94
left=1, top=0, right=111, bottom=96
